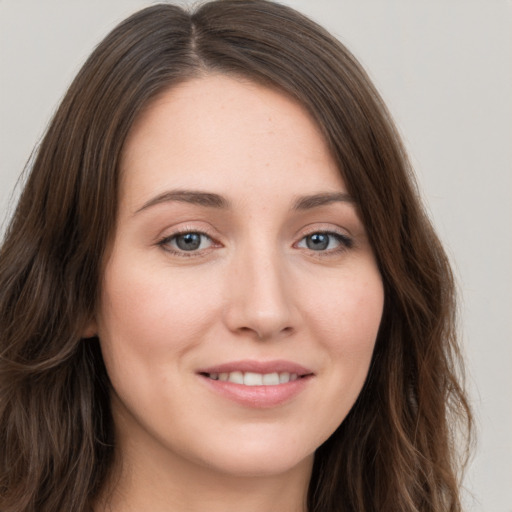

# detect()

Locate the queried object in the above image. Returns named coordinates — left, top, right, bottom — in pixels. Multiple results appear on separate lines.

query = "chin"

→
left=200, top=448, right=314, bottom=479
left=177, top=425, right=319, bottom=478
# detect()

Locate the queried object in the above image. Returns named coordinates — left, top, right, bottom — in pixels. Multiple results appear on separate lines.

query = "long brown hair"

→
left=0, top=1, right=472, bottom=511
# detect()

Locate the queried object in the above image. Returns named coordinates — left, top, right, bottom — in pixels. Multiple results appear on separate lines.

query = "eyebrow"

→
left=292, top=192, right=354, bottom=210
left=134, top=189, right=354, bottom=215
left=135, top=190, right=230, bottom=214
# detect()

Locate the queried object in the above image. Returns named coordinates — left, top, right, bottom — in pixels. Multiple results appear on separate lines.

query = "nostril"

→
left=222, top=285, right=295, bottom=340
left=234, top=324, right=294, bottom=341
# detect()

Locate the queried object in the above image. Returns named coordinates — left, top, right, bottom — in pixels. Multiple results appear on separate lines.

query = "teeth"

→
left=244, top=372, right=263, bottom=386
left=207, top=371, right=299, bottom=385
left=279, top=372, right=290, bottom=383
left=262, top=372, right=280, bottom=385
left=228, top=371, right=244, bottom=384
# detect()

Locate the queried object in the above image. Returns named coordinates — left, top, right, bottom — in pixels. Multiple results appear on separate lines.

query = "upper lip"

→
left=197, top=359, right=314, bottom=376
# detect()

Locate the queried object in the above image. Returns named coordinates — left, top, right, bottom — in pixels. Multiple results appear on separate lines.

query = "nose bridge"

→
left=223, top=235, right=294, bottom=339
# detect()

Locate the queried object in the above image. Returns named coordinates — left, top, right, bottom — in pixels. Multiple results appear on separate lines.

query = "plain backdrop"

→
left=1, top=1, right=511, bottom=510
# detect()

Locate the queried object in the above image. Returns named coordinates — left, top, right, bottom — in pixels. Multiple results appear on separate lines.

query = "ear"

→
left=82, top=318, right=98, bottom=339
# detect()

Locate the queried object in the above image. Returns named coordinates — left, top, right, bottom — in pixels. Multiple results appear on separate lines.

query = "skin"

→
left=90, top=74, right=384, bottom=512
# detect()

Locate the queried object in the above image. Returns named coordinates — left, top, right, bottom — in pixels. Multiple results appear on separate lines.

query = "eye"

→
left=296, top=232, right=352, bottom=252
left=160, top=231, right=214, bottom=253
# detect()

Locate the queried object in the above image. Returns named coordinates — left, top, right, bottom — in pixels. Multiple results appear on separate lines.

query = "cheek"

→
left=335, top=282, right=382, bottom=370
left=97, top=257, right=222, bottom=362
left=304, top=266, right=384, bottom=349
left=299, top=265, right=383, bottom=394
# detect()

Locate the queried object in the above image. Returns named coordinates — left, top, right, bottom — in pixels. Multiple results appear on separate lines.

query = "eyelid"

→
left=295, top=223, right=352, bottom=242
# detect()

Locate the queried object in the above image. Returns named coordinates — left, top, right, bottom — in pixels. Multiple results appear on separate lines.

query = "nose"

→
left=223, top=245, right=296, bottom=341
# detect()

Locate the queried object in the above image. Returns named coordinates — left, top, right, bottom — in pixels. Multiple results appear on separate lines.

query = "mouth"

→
left=200, top=371, right=307, bottom=386
left=196, top=360, right=314, bottom=407
left=197, top=359, right=314, bottom=385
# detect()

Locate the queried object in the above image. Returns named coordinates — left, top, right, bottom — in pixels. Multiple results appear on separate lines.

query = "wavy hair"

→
left=0, top=1, right=472, bottom=511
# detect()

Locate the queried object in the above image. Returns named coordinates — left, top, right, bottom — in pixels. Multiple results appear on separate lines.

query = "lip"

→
left=197, top=359, right=313, bottom=376
left=197, top=359, right=315, bottom=408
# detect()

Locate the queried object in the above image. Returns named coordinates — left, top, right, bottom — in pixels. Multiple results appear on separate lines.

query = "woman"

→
left=0, top=1, right=472, bottom=511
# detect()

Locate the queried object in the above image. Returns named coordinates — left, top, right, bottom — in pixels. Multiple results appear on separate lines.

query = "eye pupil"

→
left=176, top=233, right=202, bottom=251
left=306, top=233, right=329, bottom=250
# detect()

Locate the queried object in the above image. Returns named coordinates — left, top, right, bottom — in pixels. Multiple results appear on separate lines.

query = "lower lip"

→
left=199, top=375, right=312, bottom=408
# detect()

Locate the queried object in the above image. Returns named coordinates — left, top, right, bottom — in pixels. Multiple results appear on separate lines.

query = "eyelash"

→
left=157, top=229, right=353, bottom=258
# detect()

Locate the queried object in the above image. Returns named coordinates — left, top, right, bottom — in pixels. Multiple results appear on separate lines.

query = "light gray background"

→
left=1, top=1, right=511, bottom=510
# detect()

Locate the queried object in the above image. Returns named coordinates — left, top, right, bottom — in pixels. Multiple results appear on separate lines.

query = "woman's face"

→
left=92, top=75, right=384, bottom=478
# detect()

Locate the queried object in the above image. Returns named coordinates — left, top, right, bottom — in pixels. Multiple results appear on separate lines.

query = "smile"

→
left=197, top=360, right=314, bottom=408
left=205, top=371, right=300, bottom=386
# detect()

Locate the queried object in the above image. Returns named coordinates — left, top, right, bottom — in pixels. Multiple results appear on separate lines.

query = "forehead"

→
left=119, top=74, right=346, bottom=212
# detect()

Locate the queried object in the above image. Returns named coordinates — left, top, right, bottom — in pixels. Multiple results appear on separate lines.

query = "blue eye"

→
left=162, top=232, right=213, bottom=252
left=297, top=232, right=351, bottom=252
